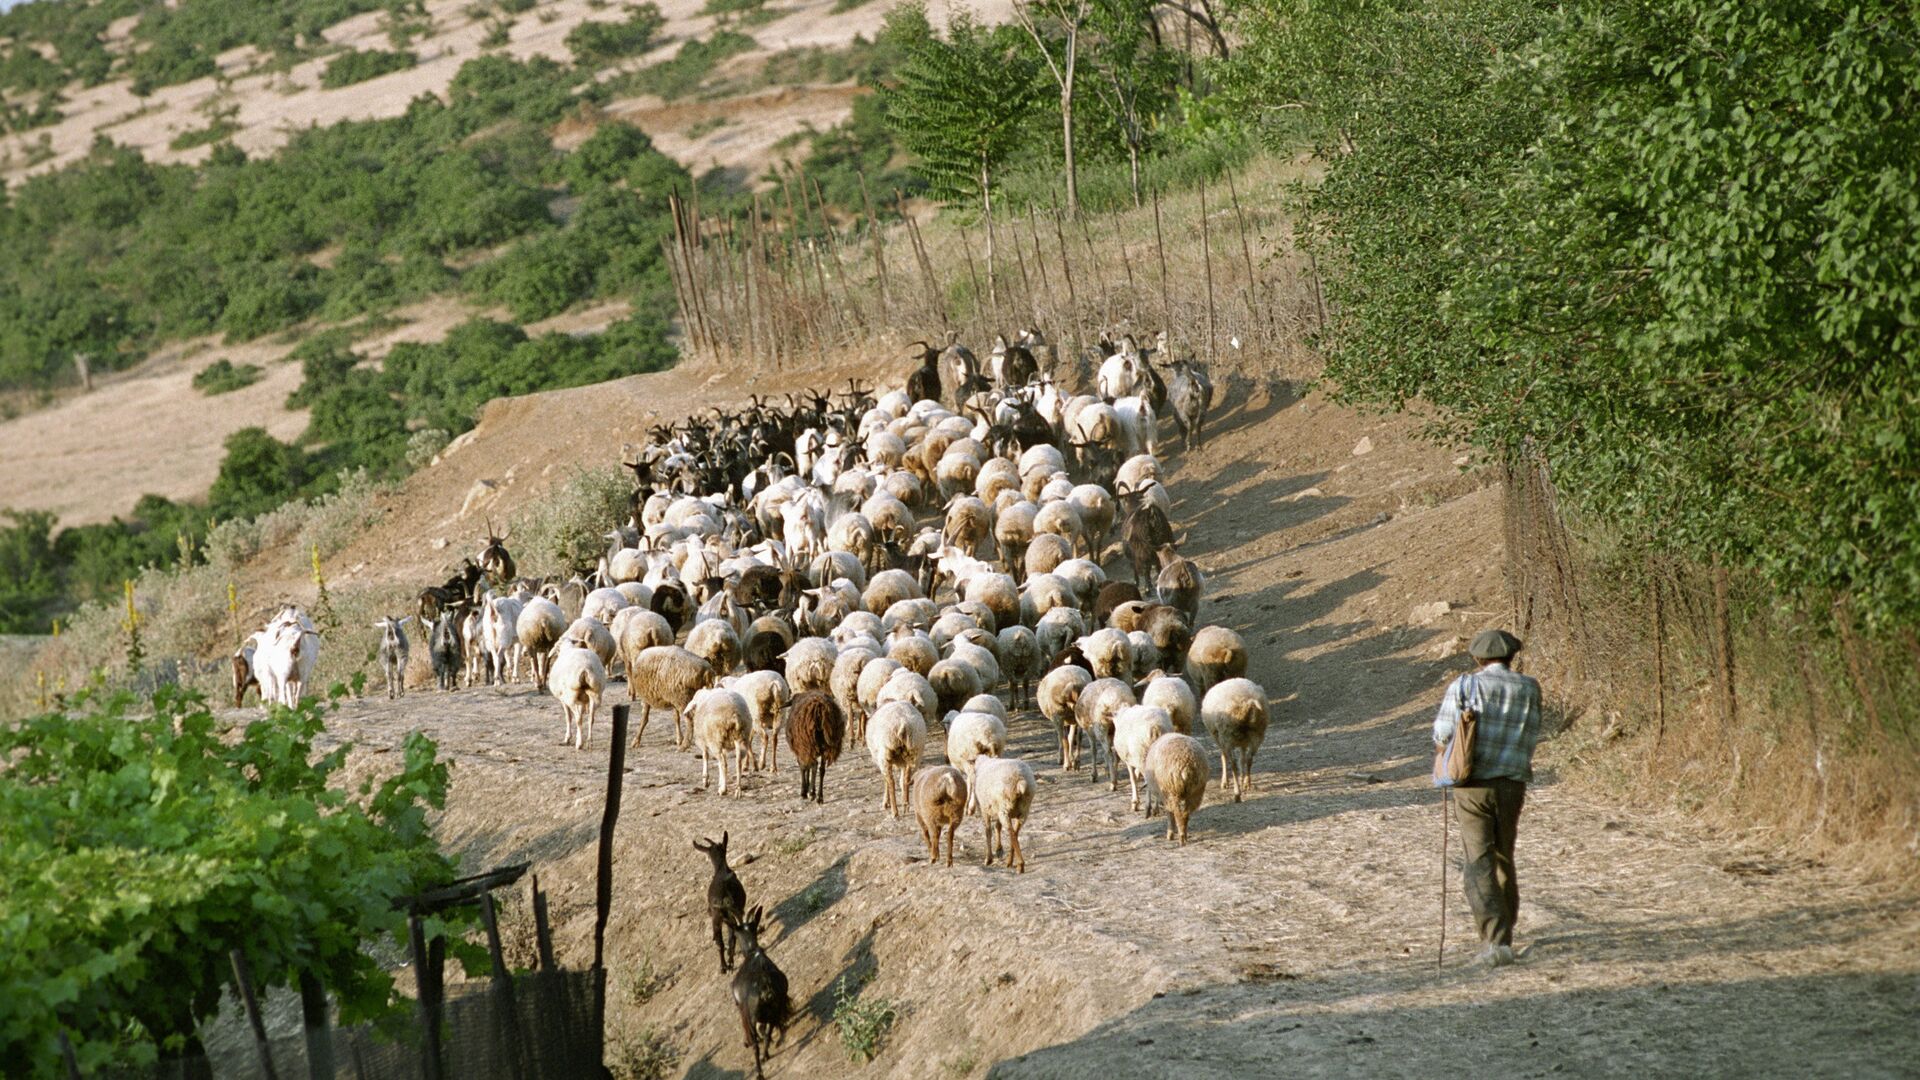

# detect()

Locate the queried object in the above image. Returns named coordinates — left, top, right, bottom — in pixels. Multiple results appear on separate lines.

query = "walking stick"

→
left=1437, top=787, right=1450, bottom=969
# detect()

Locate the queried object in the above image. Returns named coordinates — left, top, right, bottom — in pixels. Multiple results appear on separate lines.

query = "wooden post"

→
left=1111, top=211, right=1138, bottom=328
left=1199, top=178, right=1217, bottom=362
left=298, top=971, right=336, bottom=1080
left=1010, top=214, right=1036, bottom=322
left=594, top=703, right=632, bottom=1036
left=858, top=172, right=890, bottom=311
left=1711, top=555, right=1738, bottom=774
left=958, top=224, right=987, bottom=333
left=73, top=353, right=92, bottom=392
left=1076, top=210, right=1108, bottom=327
left=1151, top=186, right=1171, bottom=331
left=1225, top=169, right=1260, bottom=342
left=1044, top=202, right=1080, bottom=349
left=481, top=893, right=529, bottom=1080
left=531, top=873, right=556, bottom=972
left=57, top=1031, right=81, bottom=1080
left=1650, top=563, right=1667, bottom=756
left=230, top=949, right=283, bottom=1080
left=409, top=915, right=444, bottom=1080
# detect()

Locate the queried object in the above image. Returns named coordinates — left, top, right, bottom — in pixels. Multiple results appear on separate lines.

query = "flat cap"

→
left=1469, top=628, right=1523, bottom=661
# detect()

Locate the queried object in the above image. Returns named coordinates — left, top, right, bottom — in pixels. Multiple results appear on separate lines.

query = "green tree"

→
left=0, top=509, right=61, bottom=633
left=879, top=3, right=1043, bottom=298
left=209, top=427, right=309, bottom=520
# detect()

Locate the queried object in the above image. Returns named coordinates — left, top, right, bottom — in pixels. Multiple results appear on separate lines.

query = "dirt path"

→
left=292, top=369, right=1918, bottom=1078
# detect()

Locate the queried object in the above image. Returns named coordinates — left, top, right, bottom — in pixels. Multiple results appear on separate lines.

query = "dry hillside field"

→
left=225, top=352, right=1920, bottom=1078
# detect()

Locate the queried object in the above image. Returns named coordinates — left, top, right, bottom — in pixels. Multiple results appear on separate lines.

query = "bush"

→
left=168, top=119, right=240, bottom=152
left=510, top=467, right=631, bottom=578
left=406, top=428, right=452, bottom=469
left=0, top=509, right=61, bottom=634
left=565, top=3, right=666, bottom=65
left=0, top=690, right=461, bottom=1075
left=209, top=427, right=309, bottom=521
left=189, top=358, right=262, bottom=395
left=220, top=265, right=323, bottom=342
left=615, top=31, right=756, bottom=101
left=320, top=48, right=418, bottom=89
left=832, top=976, right=899, bottom=1063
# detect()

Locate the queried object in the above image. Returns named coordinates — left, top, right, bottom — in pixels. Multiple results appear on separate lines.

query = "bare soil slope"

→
left=259, top=354, right=1917, bottom=1077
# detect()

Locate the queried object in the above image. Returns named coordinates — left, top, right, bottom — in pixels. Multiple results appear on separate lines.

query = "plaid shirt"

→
left=1432, top=662, right=1542, bottom=784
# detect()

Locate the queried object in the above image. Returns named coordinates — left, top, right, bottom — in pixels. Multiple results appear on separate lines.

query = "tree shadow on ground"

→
left=989, top=956, right=1920, bottom=1079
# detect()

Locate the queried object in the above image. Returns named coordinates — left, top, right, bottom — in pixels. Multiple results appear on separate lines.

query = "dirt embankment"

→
left=269, top=353, right=1920, bottom=1078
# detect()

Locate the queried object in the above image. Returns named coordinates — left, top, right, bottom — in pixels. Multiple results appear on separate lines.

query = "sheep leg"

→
left=983, top=817, right=998, bottom=866
left=582, top=698, right=596, bottom=750
left=769, top=725, right=780, bottom=775
left=945, top=822, right=959, bottom=866
left=633, top=703, right=650, bottom=748
left=701, top=746, right=711, bottom=790
left=1129, top=767, right=1142, bottom=813
left=1009, top=817, right=1025, bottom=874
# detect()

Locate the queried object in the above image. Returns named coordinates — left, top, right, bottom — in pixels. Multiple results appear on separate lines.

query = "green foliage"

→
left=1228, top=0, right=1920, bottom=633
left=0, top=44, right=689, bottom=390
left=510, top=466, right=633, bottom=578
left=319, top=48, right=417, bottom=89
left=612, top=30, right=756, bottom=100
left=189, top=358, right=262, bottom=395
left=0, top=689, right=460, bottom=1075
left=831, top=976, right=898, bottom=1063
left=878, top=4, right=1044, bottom=212
left=566, top=3, right=667, bottom=65
left=702, top=0, right=775, bottom=28
left=209, top=427, right=309, bottom=521
left=0, top=509, right=62, bottom=633
left=167, top=118, right=240, bottom=151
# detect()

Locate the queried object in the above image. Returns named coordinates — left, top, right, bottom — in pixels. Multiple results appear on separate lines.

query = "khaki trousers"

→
left=1452, top=778, right=1525, bottom=947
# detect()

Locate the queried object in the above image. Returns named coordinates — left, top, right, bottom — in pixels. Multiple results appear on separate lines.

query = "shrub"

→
left=190, top=358, right=262, bottom=395
left=320, top=48, right=418, bottom=89
left=208, top=427, right=309, bottom=521
left=615, top=31, right=756, bottom=101
left=168, top=119, right=241, bottom=152
left=510, top=466, right=631, bottom=578
left=565, top=3, right=667, bottom=66
left=0, top=509, right=61, bottom=634
left=832, top=976, right=899, bottom=1063
left=406, top=428, right=452, bottom=470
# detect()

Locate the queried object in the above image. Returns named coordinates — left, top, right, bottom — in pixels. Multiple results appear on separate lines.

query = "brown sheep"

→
left=784, top=691, right=846, bottom=804
left=911, top=765, right=969, bottom=867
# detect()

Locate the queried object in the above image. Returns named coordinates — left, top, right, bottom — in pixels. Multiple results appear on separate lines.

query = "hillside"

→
left=0, top=0, right=1004, bottom=185
left=235, top=349, right=1918, bottom=1077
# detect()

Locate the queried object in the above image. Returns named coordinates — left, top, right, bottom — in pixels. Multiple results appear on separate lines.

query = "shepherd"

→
left=1434, top=628, right=1541, bottom=967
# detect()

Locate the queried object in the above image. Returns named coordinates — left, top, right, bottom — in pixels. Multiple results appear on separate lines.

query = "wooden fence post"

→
left=531, top=873, right=556, bottom=972
left=858, top=172, right=890, bottom=312
left=1199, top=178, right=1217, bottom=362
left=1151, top=187, right=1171, bottom=332
left=230, top=949, right=282, bottom=1080
left=480, top=893, right=529, bottom=1080
left=298, top=971, right=336, bottom=1080
left=593, top=703, right=631, bottom=1037
left=408, top=915, right=443, bottom=1080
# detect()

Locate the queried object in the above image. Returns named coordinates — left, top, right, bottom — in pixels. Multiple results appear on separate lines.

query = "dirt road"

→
left=300, top=368, right=1919, bottom=1078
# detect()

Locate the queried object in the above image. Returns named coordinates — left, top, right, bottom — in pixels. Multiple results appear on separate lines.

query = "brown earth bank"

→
left=219, top=351, right=1919, bottom=1077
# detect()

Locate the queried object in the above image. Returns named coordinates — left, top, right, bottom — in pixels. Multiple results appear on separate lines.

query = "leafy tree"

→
left=879, top=4, right=1043, bottom=291
left=1224, top=0, right=1920, bottom=632
left=0, top=689, right=461, bottom=1075
left=0, top=509, right=62, bottom=633
left=1009, top=0, right=1092, bottom=217
left=209, top=427, right=309, bottom=520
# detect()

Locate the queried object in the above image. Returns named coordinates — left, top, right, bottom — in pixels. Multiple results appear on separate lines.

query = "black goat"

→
left=695, top=832, right=748, bottom=973
left=728, top=906, right=792, bottom=1080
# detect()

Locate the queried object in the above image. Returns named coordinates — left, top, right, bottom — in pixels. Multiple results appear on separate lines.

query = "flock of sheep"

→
left=237, top=329, right=1271, bottom=1078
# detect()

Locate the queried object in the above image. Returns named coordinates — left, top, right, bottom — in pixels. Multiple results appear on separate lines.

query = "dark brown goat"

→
left=695, top=832, right=748, bottom=973
left=728, top=905, right=792, bottom=1080
left=1093, top=581, right=1143, bottom=626
left=784, top=692, right=845, bottom=804
left=1117, top=482, right=1175, bottom=592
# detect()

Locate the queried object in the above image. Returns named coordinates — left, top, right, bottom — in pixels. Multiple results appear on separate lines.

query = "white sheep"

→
left=783, top=636, right=839, bottom=695
left=1186, top=626, right=1248, bottom=695
left=482, top=594, right=523, bottom=685
left=1079, top=628, right=1135, bottom=682
left=1039, top=664, right=1093, bottom=767
left=1113, top=704, right=1175, bottom=812
left=1201, top=678, right=1270, bottom=802
left=629, top=645, right=718, bottom=748
left=516, top=597, right=568, bottom=684
left=1140, top=673, right=1198, bottom=735
left=876, top=667, right=939, bottom=731
left=1145, top=732, right=1208, bottom=844
left=547, top=641, right=607, bottom=750
left=866, top=700, right=928, bottom=818
left=973, top=755, right=1036, bottom=873
left=691, top=687, right=750, bottom=796
left=731, top=669, right=792, bottom=772
left=943, top=709, right=1007, bottom=815
left=1076, top=677, right=1137, bottom=787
